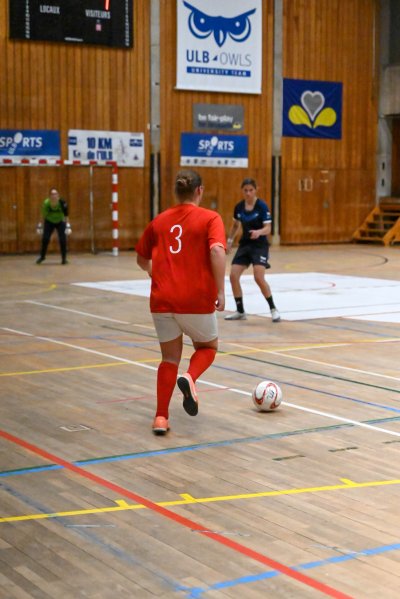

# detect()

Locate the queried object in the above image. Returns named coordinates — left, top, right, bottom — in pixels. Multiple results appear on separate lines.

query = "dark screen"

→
left=9, top=0, right=133, bottom=48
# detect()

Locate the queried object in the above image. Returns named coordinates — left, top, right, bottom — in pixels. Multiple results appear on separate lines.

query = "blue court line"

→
left=2, top=481, right=179, bottom=592
left=307, top=319, right=400, bottom=338
left=211, top=361, right=400, bottom=413
left=94, top=331, right=400, bottom=413
left=1, top=415, right=400, bottom=479
left=92, top=335, right=158, bottom=349
left=179, top=541, right=400, bottom=597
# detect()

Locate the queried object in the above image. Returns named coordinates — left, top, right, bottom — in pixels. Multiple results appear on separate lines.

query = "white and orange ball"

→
left=252, top=380, right=282, bottom=411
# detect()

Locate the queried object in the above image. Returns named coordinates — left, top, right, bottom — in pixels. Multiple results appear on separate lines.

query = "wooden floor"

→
left=1, top=244, right=400, bottom=599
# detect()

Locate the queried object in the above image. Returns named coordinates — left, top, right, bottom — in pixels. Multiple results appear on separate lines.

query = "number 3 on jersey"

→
left=169, top=224, right=182, bottom=254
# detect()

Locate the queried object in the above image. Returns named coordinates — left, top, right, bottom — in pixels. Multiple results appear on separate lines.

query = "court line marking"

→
left=0, top=362, right=129, bottom=377
left=3, top=327, right=400, bottom=439
left=1, top=342, right=399, bottom=404
left=23, top=301, right=131, bottom=324
left=17, top=300, right=397, bottom=350
left=269, top=350, right=400, bottom=382
left=2, top=415, right=400, bottom=480
left=226, top=341, right=400, bottom=382
left=181, top=541, right=400, bottom=597
left=0, top=283, right=57, bottom=300
left=2, top=475, right=400, bottom=525
left=0, top=430, right=351, bottom=599
left=219, top=350, right=400, bottom=402
left=24, top=300, right=156, bottom=330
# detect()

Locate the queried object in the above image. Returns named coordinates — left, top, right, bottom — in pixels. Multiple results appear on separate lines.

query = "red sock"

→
left=188, top=348, right=217, bottom=382
left=156, top=361, right=178, bottom=418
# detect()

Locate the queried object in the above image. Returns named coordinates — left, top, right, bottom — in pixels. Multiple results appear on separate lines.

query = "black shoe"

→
left=177, top=374, right=199, bottom=416
left=36, top=257, right=44, bottom=264
left=61, top=258, right=69, bottom=265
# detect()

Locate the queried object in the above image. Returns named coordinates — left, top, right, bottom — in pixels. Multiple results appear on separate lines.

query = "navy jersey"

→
left=233, top=198, right=271, bottom=246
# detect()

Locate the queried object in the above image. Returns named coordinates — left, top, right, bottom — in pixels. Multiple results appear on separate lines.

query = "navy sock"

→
left=234, top=297, right=244, bottom=313
left=265, top=295, right=276, bottom=310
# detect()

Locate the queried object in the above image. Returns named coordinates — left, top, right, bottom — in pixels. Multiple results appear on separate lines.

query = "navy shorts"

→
left=232, top=243, right=270, bottom=268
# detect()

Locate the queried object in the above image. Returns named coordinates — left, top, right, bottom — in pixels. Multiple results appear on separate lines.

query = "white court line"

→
left=3, top=326, right=400, bottom=439
left=227, top=341, right=400, bottom=383
left=23, top=301, right=155, bottom=330
left=227, top=341, right=350, bottom=352
left=267, top=350, right=400, bottom=383
left=24, top=301, right=131, bottom=325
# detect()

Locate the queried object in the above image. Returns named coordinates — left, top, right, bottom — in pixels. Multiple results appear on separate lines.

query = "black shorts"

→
left=232, top=243, right=270, bottom=268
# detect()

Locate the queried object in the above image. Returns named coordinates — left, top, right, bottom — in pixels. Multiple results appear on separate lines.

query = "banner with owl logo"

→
left=177, top=0, right=262, bottom=94
left=282, top=79, right=343, bottom=139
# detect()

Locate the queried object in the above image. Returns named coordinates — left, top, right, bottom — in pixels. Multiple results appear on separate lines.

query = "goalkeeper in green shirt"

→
left=36, top=188, right=71, bottom=265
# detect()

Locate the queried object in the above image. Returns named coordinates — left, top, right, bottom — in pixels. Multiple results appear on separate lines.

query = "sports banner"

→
left=177, top=0, right=262, bottom=94
left=68, top=130, right=144, bottom=167
left=282, top=78, right=343, bottom=139
left=0, top=130, right=61, bottom=159
left=180, top=133, right=248, bottom=168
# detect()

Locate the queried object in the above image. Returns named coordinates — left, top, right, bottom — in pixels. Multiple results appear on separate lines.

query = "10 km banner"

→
left=68, top=130, right=144, bottom=167
left=177, top=0, right=262, bottom=94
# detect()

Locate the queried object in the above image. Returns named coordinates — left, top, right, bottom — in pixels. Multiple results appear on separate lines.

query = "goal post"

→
left=0, top=158, right=119, bottom=256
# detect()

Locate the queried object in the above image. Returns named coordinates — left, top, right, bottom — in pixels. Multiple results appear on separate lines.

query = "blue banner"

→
left=180, top=132, right=248, bottom=168
left=282, top=79, right=343, bottom=139
left=0, top=130, right=61, bottom=158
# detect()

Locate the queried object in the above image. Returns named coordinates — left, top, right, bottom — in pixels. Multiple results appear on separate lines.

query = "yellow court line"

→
left=2, top=283, right=57, bottom=298
left=1, top=340, right=397, bottom=378
left=0, top=357, right=163, bottom=378
left=0, top=345, right=347, bottom=378
left=0, top=348, right=288, bottom=379
left=2, top=476, right=400, bottom=524
left=0, top=362, right=128, bottom=377
left=225, top=338, right=400, bottom=354
left=224, top=341, right=400, bottom=382
left=0, top=346, right=279, bottom=379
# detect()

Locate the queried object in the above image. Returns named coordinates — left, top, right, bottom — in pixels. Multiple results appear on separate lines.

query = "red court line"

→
left=96, top=387, right=229, bottom=404
left=0, top=427, right=353, bottom=599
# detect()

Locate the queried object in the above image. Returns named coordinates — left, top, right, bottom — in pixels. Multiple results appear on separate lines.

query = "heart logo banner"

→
left=282, top=78, right=343, bottom=139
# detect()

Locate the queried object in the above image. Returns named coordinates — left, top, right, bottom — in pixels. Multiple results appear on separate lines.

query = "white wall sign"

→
left=177, top=0, right=262, bottom=94
left=68, top=130, right=144, bottom=167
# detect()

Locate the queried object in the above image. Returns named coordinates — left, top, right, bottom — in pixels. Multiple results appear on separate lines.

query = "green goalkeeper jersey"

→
left=41, top=198, right=68, bottom=224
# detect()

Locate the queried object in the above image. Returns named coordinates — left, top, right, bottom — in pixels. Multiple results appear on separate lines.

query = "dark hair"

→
left=174, top=169, right=202, bottom=200
left=241, top=177, right=257, bottom=189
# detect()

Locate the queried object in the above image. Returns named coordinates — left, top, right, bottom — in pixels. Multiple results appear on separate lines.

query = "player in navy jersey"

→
left=225, top=178, right=280, bottom=322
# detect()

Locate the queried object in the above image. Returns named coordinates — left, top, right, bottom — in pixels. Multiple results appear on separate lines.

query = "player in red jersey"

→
left=136, top=170, right=226, bottom=434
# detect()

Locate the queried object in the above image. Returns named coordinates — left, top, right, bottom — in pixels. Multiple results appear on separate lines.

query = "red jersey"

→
left=136, top=203, right=226, bottom=313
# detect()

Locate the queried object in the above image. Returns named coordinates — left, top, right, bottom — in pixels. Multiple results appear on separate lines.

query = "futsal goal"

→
left=0, top=158, right=119, bottom=256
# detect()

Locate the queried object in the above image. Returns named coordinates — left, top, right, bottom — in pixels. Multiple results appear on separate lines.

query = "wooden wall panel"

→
left=159, top=0, right=275, bottom=234
left=281, top=0, right=379, bottom=244
left=392, top=117, right=400, bottom=196
left=0, top=0, right=382, bottom=251
left=0, top=0, right=150, bottom=254
left=0, top=169, right=18, bottom=253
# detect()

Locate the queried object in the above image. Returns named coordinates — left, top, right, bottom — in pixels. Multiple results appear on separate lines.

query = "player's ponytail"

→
left=175, top=170, right=202, bottom=201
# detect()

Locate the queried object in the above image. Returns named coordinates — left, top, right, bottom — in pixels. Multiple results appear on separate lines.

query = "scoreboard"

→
left=9, top=1, right=133, bottom=48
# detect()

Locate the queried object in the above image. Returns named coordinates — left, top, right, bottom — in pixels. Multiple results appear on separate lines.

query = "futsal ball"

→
left=252, top=380, right=282, bottom=411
